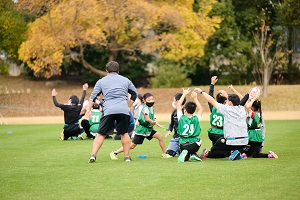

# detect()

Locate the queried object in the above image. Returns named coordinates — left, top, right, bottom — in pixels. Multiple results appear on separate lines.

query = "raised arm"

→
left=52, top=88, right=61, bottom=107
left=195, top=88, right=218, bottom=108
left=245, top=94, right=259, bottom=113
left=208, top=76, right=218, bottom=112
left=177, top=88, right=190, bottom=112
left=79, top=83, right=88, bottom=105
left=228, top=85, right=243, bottom=100
left=191, top=91, right=203, bottom=116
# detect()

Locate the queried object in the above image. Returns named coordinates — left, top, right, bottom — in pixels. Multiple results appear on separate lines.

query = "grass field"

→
left=0, top=120, right=299, bottom=200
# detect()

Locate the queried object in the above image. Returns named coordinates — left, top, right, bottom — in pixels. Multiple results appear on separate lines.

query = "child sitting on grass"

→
left=244, top=93, right=278, bottom=159
left=176, top=88, right=204, bottom=162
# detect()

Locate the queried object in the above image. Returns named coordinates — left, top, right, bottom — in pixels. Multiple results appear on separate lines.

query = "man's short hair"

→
left=228, top=94, right=240, bottom=106
left=106, top=61, right=119, bottom=73
left=184, top=101, right=197, bottom=114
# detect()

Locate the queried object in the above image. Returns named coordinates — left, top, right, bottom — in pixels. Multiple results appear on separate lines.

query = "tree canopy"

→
left=18, top=0, right=221, bottom=78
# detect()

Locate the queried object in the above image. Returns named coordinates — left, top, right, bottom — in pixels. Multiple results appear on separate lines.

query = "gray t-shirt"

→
left=216, top=103, right=248, bottom=146
left=89, top=73, right=137, bottom=116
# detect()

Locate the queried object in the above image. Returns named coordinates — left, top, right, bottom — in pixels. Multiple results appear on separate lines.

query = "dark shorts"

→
left=98, top=114, right=130, bottom=135
left=132, top=130, right=157, bottom=144
left=179, top=141, right=201, bottom=155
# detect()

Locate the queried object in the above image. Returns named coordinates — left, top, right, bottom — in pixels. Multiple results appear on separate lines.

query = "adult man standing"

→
left=86, top=61, right=138, bottom=162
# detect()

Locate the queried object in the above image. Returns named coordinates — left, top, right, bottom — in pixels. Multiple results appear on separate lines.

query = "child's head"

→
left=69, top=95, right=79, bottom=105
left=143, top=93, right=154, bottom=107
left=134, top=94, right=143, bottom=106
left=92, top=103, right=100, bottom=110
left=172, top=93, right=186, bottom=108
left=216, top=92, right=227, bottom=104
left=227, top=94, right=240, bottom=106
left=184, top=101, right=197, bottom=114
left=251, top=100, right=261, bottom=112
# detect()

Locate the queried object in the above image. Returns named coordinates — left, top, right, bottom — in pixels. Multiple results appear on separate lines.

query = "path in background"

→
left=1, top=111, right=300, bottom=124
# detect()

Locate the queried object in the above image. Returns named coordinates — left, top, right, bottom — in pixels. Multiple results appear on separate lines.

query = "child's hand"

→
left=219, top=90, right=228, bottom=98
left=52, top=88, right=57, bottom=96
left=165, top=131, right=172, bottom=137
left=191, top=91, right=198, bottom=99
left=211, top=76, right=218, bottom=85
left=228, top=84, right=234, bottom=91
left=155, top=121, right=165, bottom=129
left=182, top=88, right=190, bottom=96
left=83, top=83, right=88, bottom=90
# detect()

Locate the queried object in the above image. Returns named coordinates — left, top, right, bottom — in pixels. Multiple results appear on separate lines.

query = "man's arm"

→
left=195, top=88, right=218, bottom=108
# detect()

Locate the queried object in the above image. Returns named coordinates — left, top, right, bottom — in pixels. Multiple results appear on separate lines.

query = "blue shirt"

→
left=89, top=73, right=137, bottom=116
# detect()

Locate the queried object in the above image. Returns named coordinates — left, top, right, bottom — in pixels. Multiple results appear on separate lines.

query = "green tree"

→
left=0, top=0, right=27, bottom=59
left=279, top=0, right=300, bottom=83
left=149, top=59, right=191, bottom=88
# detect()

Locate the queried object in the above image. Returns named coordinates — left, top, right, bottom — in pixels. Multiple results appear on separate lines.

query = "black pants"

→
left=208, top=132, right=223, bottom=146
left=81, top=119, right=94, bottom=138
left=208, top=137, right=245, bottom=158
left=63, top=124, right=80, bottom=140
left=244, top=141, right=268, bottom=158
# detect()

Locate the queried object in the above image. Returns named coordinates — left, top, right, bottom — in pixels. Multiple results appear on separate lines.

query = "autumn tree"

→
left=0, top=0, right=27, bottom=60
left=18, top=0, right=221, bottom=79
left=253, top=9, right=285, bottom=97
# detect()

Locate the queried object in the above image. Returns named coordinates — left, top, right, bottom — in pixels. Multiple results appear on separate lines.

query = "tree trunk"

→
left=287, top=26, right=294, bottom=83
left=69, top=52, right=106, bottom=77
left=263, top=65, right=268, bottom=97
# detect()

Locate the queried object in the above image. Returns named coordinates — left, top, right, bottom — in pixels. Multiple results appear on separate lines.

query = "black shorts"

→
left=179, top=141, right=201, bottom=154
left=132, top=130, right=157, bottom=144
left=98, top=114, right=130, bottom=135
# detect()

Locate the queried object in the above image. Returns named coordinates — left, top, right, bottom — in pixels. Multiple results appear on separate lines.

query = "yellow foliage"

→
left=18, top=0, right=221, bottom=78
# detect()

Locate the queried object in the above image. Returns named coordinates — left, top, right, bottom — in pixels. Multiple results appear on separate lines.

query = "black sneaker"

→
left=124, top=156, right=132, bottom=162
left=89, top=154, right=96, bottom=163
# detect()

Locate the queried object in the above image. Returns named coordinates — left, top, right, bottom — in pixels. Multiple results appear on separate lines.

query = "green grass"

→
left=0, top=121, right=299, bottom=200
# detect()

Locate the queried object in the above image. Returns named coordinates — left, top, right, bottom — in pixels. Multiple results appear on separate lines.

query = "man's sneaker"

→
left=200, top=148, right=208, bottom=160
left=190, top=154, right=202, bottom=162
left=268, top=151, right=278, bottom=158
left=162, top=153, right=172, bottom=158
left=89, top=154, right=96, bottom=163
left=229, top=150, right=241, bottom=161
left=178, top=149, right=188, bottom=163
left=110, top=151, right=118, bottom=160
left=124, top=156, right=132, bottom=162
left=241, top=153, right=248, bottom=159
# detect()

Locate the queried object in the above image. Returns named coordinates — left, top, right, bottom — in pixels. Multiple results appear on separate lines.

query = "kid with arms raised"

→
left=177, top=88, right=203, bottom=162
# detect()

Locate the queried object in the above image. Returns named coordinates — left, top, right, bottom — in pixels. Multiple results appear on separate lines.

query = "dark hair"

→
left=184, top=101, right=197, bottom=114
left=228, top=94, right=240, bottom=106
left=143, top=92, right=153, bottom=100
left=92, top=103, right=100, bottom=109
left=252, top=100, right=262, bottom=122
left=174, top=93, right=186, bottom=105
left=137, top=94, right=143, bottom=103
left=216, top=92, right=227, bottom=104
left=69, top=95, right=79, bottom=105
left=106, top=61, right=119, bottom=73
